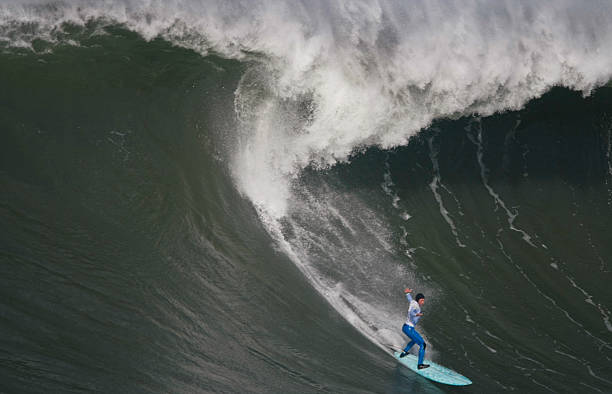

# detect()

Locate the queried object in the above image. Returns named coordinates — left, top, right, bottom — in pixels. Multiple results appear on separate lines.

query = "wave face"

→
left=1, top=1, right=612, bottom=393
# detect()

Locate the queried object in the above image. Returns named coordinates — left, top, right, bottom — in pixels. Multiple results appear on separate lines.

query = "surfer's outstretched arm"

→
left=404, top=287, right=413, bottom=302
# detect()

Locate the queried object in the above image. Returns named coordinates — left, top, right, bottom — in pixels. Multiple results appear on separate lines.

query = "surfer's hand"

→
left=404, top=288, right=412, bottom=293
left=416, top=313, right=424, bottom=316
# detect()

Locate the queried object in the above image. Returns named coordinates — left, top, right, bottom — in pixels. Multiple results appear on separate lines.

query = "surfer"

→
left=400, top=288, right=429, bottom=369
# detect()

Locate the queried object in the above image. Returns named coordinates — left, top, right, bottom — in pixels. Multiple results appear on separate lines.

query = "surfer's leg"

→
left=417, top=341, right=426, bottom=365
left=412, top=330, right=426, bottom=365
left=400, top=324, right=416, bottom=356
left=403, top=340, right=415, bottom=352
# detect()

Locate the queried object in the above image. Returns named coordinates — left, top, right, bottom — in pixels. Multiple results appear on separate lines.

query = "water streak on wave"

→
left=467, top=119, right=536, bottom=247
left=428, top=134, right=466, bottom=248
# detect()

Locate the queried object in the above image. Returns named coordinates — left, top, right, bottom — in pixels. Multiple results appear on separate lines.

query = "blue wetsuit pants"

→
left=402, top=324, right=426, bottom=365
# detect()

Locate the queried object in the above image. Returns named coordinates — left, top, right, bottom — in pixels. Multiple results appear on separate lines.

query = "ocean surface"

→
left=1, top=1, right=612, bottom=393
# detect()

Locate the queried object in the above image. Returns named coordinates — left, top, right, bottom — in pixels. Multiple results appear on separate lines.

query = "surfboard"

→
left=393, top=351, right=472, bottom=386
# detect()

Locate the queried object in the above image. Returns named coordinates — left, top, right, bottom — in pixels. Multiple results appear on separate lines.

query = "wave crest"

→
left=3, top=0, right=612, bottom=215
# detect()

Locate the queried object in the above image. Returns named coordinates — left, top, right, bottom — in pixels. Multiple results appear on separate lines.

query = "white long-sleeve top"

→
left=405, top=293, right=421, bottom=327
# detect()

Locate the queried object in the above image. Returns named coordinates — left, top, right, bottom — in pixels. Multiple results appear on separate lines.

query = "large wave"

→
left=2, top=3, right=612, bottom=391
left=2, top=1, right=612, bottom=215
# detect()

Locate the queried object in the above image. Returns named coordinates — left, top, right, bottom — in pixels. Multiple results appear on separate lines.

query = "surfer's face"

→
left=418, top=298, right=425, bottom=306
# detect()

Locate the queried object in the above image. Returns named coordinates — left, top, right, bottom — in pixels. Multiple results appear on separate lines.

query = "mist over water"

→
left=1, top=1, right=612, bottom=393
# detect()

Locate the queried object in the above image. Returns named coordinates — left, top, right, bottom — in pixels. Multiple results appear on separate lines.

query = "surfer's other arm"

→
left=404, top=287, right=413, bottom=302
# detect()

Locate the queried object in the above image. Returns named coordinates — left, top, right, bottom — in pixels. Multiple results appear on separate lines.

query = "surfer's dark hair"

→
left=415, top=293, right=425, bottom=302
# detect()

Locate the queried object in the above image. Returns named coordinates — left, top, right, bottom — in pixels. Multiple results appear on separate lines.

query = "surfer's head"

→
left=415, top=293, right=425, bottom=305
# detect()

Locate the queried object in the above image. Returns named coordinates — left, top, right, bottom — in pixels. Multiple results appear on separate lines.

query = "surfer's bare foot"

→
left=417, top=364, right=430, bottom=370
left=399, top=351, right=408, bottom=358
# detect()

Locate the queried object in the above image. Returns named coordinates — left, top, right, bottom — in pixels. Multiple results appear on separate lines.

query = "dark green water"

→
left=1, top=7, right=612, bottom=394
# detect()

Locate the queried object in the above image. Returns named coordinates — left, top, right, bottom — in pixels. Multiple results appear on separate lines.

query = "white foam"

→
left=3, top=1, right=612, bottom=217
